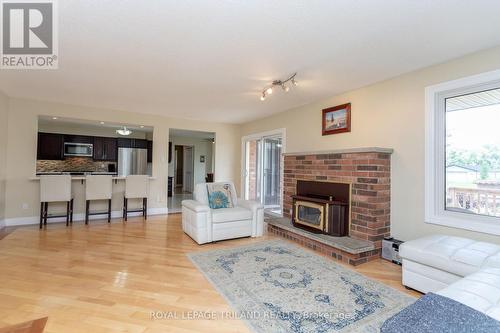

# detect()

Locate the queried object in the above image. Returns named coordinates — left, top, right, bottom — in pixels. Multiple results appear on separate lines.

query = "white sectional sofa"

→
left=400, top=235, right=500, bottom=321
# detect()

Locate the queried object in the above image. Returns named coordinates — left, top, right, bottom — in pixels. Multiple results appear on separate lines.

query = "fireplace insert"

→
left=291, top=180, right=350, bottom=237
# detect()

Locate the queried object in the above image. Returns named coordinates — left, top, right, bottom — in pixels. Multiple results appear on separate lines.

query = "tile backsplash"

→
left=37, top=157, right=116, bottom=173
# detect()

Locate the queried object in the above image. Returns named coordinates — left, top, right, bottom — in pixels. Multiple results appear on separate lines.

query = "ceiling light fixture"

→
left=260, top=73, right=298, bottom=101
left=52, top=117, right=58, bottom=120
left=100, top=121, right=105, bottom=125
left=116, top=126, right=132, bottom=136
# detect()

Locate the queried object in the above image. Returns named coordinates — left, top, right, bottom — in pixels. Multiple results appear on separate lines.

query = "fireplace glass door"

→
left=295, top=201, right=324, bottom=231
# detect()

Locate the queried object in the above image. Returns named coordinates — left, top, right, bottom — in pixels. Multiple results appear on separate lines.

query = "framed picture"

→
left=200, top=155, right=205, bottom=163
left=322, top=103, right=351, bottom=135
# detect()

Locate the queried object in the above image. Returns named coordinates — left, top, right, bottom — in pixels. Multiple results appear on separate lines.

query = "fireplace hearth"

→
left=292, top=180, right=350, bottom=237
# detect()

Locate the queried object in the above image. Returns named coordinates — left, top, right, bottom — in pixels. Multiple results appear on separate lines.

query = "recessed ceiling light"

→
left=100, top=121, right=105, bottom=125
left=140, top=125, right=144, bottom=128
left=52, top=117, right=58, bottom=120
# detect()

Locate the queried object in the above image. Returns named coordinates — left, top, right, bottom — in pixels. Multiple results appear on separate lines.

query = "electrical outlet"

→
left=22, top=203, right=29, bottom=210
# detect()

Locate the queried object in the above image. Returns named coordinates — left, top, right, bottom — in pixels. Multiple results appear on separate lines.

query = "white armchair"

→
left=181, top=182, right=264, bottom=244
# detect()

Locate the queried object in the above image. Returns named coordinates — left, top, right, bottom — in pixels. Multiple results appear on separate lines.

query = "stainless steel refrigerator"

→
left=118, top=148, right=148, bottom=176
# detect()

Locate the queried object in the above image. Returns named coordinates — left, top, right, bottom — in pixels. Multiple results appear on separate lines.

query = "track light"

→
left=260, top=73, right=297, bottom=100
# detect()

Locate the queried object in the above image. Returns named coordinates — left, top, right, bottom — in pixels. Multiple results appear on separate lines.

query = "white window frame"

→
left=425, top=69, right=500, bottom=235
left=241, top=128, right=286, bottom=217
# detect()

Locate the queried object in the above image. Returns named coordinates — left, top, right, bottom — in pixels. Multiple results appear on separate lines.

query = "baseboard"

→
left=0, top=219, right=5, bottom=229
left=4, top=207, right=168, bottom=227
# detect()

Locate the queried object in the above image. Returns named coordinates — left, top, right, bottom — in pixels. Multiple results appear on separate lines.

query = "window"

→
left=242, top=129, right=285, bottom=216
left=426, top=70, right=500, bottom=235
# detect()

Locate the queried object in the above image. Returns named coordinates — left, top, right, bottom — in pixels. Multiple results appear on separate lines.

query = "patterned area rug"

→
left=189, top=240, right=415, bottom=333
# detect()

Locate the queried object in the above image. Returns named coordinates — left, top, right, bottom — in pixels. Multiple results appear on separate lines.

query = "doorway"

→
left=168, top=129, right=216, bottom=213
left=242, top=129, right=285, bottom=216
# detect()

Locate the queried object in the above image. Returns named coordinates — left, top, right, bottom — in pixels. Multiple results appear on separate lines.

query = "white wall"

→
left=38, top=121, right=151, bottom=139
left=0, top=91, right=8, bottom=227
left=241, top=46, right=500, bottom=244
left=168, top=136, right=214, bottom=186
left=2, top=97, right=241, bottom=222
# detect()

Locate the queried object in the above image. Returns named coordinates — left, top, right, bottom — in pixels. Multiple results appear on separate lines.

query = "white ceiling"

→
left=2, top=1, right=500, bottom=124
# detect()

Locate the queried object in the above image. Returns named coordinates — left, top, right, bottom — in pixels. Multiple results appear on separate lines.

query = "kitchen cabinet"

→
left=133, top=139, right=148, bottom=149
left=93, top=137, right=117, bottom=161
left=64, top=134, right=93, bottom=144
left=117, top=138, right=148, bottom=149
left=37, top=133, right=64, bottom=160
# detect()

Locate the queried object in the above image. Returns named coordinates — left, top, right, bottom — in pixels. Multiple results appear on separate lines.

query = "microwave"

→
left=64, top=142, right=93, bottom=157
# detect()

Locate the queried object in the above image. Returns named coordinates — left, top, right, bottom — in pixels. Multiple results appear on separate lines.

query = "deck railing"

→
left=448, top=187, right=500, bottom=217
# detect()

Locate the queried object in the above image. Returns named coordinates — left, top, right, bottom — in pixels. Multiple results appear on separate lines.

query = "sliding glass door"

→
left=243, top=132, right=283, bottom=215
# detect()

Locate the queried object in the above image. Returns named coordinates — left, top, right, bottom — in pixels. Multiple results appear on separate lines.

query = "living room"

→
left=1, top=1, right=500, bottom=332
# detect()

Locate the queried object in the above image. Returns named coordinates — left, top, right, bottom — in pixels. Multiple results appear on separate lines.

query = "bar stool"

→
left=39, top=175, right=73, bottom=229
left=123, top=175, right=149, bottom=221
left=85, top=175, right=113, bottom=224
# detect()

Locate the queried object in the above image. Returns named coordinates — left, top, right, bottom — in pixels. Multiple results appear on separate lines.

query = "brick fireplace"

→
left=271, top=147, right=392, bottom=263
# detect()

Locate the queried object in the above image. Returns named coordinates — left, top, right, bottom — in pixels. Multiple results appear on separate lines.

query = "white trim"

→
left=425, top=69, right=500, bottom=235
left=0, top=219, right=5, bottom=229
left=241, top=128, right=286, bottom=217
left=3, top=207, right=168, bottom=227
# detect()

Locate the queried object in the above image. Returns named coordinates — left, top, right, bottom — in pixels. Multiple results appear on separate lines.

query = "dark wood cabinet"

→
left=147, top=140, right=153, bottom=163
left=117, top=138, right=148, bottom=149
left=133, top=139, right=148, bottom=149
left=63, top=134, right=93, bottom=144
left=93, top=137, right=117, bottom=161
left=37, top=133, right=64, bottom=160
left=116, top=137, right=131, bottom=148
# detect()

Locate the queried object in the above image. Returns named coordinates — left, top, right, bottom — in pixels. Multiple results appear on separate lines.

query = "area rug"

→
left=188, top=240, right=415, bottom=333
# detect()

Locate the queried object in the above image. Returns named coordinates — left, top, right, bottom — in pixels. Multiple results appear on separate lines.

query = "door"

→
left=243, top=132, right=283, bottom=215
left=174, top=145, right=184, bottom=187
left=132, top=148, right=148, bottom=175
left=243, top=139, right=262, bottom=202
left=183, top=146, right=194, bottom=193
left=262, top=136, right=282, bottom=213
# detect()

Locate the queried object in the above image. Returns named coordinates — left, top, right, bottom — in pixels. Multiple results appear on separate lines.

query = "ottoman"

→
left=399, top=235, right=500, bottom=293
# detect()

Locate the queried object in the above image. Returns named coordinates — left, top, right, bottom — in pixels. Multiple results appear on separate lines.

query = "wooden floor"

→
left=0, top=214, right=420, bottom=333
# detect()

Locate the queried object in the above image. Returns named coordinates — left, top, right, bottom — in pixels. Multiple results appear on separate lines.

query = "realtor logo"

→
left=1, top=0, right=58, bottom=69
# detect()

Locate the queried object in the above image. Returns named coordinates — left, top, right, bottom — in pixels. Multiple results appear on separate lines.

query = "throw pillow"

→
left=207, top=183, right=234, bottom=209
